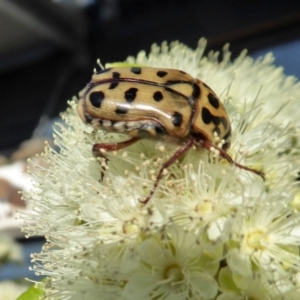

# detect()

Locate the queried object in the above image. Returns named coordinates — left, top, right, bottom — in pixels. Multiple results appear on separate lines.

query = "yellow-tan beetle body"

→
left=77, top=66, right=263, bottom=204
left=77, top=66, right=231, bottom=149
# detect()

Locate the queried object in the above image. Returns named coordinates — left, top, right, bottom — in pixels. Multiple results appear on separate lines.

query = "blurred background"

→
left=0, top=0, right=300, bottom=297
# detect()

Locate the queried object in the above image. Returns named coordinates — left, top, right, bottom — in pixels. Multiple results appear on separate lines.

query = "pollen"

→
left=143, top=160, right=151, bottom=166
left=163, top=264, right=184, bottom=283
left=244, top=229, right=268, bottom=252
left=159, top=146, right=166, bottom=152
left=167, top=180, right=174, bottom=187
left=123, top=222, right=140, bottom=235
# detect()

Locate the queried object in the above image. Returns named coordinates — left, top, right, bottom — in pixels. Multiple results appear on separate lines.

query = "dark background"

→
left=1, top=0, right=300, bottom=155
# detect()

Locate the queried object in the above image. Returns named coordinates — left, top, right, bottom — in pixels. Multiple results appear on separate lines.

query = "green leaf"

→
left=16, top=282, right=45, bottom=300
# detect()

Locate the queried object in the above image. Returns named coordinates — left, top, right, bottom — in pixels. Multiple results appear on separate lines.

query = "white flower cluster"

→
left=21, top=38, right=300, bottom=299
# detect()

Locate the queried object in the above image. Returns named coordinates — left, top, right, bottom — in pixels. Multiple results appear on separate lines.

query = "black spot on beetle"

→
left=109, top=82, right=119, bottom=89
left=208, top=93, right=220, bottom=109
left=131, top=67, right=141, bottom=74
left=202, top=107, right=229, bottom=129
left=90, top=91, right=104, bottom=108
left=115, top=106, right=128, bottom=114
left=192, top=84, right=200, bottom=99
left=153, top=91, right=163, bottom=101
left=157, top=70, right=168, bottom=78
left=172, top=112, right=183, bottom=127
left=203, top=108, right=222, bottom=125
left=96, top=68, right=112, bottom=74
left=202, top=107, right=213, bottom=124
left=125, top=88, right=138, bottom=102
left=112, top=72, right=121, bottom=79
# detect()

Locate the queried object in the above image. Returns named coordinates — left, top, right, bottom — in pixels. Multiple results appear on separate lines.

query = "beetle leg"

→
left=93, top=137, right=141, bottom=154
left=93, top=137, right=141, bottom=181
left=200, top=140, right=265, bottom=180
left=140, top=138, right=195, bottom=205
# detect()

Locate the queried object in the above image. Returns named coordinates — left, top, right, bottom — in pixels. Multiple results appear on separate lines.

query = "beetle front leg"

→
left=200, top=140, right=265, bottom=180
left=93, top=137, right=141, bottom=181
left=93, top=137, right=141, bottom=154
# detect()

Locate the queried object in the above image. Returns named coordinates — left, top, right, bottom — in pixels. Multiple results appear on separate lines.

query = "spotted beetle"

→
left=77, top=66, right=264, bottom=204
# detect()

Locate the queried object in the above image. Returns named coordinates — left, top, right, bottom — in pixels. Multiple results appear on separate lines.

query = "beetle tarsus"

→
left=93, top=137, right=141, bottom=182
